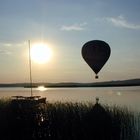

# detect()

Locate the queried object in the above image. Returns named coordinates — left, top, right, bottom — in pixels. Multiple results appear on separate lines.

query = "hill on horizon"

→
left=0, top=78, right=140, bottom=87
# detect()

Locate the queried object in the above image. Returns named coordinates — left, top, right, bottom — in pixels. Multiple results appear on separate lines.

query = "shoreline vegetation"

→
left=0, top=98, right=140, bottom=140
left=0, top=78, right=140, bottom=88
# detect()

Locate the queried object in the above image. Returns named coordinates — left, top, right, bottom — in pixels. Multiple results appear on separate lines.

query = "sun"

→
left=30, top=43, right=52, bottom=64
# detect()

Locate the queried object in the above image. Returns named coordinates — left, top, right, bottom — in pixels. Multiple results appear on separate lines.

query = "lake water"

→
left=0, top=86, right=140, bottom=111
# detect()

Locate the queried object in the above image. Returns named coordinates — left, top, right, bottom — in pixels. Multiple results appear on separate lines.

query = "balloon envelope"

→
left=82, top=40, right=111, bottom=78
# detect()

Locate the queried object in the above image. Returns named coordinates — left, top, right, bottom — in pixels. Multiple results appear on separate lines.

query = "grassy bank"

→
left=0, top=99, right=139, bottom=140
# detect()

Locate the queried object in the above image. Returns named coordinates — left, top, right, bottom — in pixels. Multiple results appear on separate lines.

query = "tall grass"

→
left=0, top=99, right=139, bottom=140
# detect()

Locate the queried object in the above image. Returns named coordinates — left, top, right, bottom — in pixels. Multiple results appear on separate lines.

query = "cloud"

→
left=61, top=22, right=87, bottom=31
left=0, top=41, right=26, bottom=55
left=105, top=15, right=140, bottom=29
left=0, top=50, right=12, bottom=55
left=0, top=41, right=26, bottom=47
left=3, top=43, right=12, bottom=47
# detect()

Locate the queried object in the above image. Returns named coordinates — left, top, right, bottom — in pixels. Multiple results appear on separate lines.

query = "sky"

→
left=0, top=0, right=140, bottom=83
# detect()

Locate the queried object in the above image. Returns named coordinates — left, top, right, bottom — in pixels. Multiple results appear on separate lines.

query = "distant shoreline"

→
left=0, top=78, right=140, bottom=88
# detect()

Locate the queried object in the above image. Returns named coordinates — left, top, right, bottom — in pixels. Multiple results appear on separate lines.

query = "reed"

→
left=0, top=99, right=139, bottom=140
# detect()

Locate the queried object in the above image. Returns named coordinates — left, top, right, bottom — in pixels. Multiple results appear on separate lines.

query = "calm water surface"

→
left=0, top=86, right=140, bottom=111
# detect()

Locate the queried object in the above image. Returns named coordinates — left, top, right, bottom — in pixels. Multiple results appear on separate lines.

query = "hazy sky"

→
left=0, top=0, right=140, bottom=83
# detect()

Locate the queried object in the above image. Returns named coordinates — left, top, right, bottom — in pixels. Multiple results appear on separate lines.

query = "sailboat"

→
left=12, top=40, right=46, bottom=105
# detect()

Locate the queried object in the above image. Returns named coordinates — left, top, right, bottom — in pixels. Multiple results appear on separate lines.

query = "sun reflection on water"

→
left=37, top=86, right=47, bottom=91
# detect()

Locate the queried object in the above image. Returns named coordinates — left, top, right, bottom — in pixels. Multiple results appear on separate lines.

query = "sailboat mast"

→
left=28, top=40, right=33, bottom=96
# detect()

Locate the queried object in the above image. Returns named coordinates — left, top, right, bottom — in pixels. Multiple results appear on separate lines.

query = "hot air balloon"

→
left=82, top=40, right=111, bottom=79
